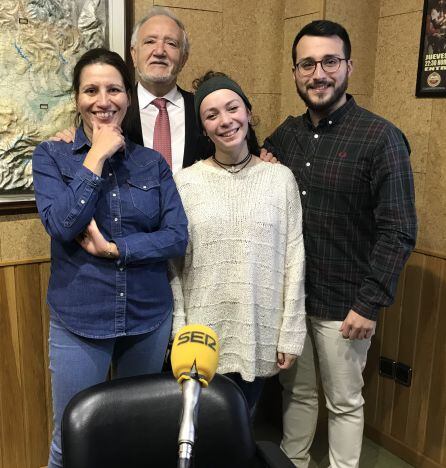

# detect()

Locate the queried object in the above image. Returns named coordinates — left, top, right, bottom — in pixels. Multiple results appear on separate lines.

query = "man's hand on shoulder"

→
left=259, top=147, right=279, bottom=164
left=49, top=127, right=76, bottom=143
left=339, top=310, right=376, bottom=340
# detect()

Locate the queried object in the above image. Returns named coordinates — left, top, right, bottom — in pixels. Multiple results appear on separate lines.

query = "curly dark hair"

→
left=192, top=70, right=229, bottom=90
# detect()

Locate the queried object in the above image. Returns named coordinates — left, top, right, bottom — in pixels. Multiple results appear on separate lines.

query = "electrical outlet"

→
left=379, top=357, right=395, bottom=379
left=394, top=362, right=412, bottom=386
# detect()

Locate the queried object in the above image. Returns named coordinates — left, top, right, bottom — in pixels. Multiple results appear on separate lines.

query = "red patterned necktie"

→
left=152, top=98, right=172, bottom=168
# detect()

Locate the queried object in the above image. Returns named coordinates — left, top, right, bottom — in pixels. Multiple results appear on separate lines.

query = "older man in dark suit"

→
left=55, top=6, right=211, bottom=170
left=126, top=6, right=211, bottom=172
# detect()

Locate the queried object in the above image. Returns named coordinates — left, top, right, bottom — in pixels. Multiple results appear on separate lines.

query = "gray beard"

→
left=138, top=70, right=174, bottom=84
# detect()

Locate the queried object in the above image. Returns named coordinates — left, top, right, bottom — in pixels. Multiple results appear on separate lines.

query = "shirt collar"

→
left=303, top=94, right=356, bottom=129
left=137, top=82, right=183, bottom=110
left=73, top=126, right=91, bottom=152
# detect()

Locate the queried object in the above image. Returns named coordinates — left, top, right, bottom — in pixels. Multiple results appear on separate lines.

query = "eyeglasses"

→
left=294, top=57, right=348, bottom=77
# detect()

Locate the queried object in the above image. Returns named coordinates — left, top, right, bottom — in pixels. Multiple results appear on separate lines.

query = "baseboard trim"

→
left=365, top=425, right=445, bottom=468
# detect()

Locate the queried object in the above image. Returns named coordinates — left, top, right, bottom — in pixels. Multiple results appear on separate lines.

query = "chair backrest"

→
left=62, top=372, right=258, bottom=468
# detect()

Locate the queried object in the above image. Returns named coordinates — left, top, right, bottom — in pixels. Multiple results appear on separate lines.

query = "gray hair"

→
left=130, top=6, right=190, bottom=60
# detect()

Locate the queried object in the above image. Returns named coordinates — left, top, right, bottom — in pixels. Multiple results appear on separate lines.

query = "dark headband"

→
left=194, top=75, right=252, bottom=130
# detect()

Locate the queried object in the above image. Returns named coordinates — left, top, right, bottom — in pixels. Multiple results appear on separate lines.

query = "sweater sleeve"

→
left=277, top=170, right=307, bottom=356
left=169, top=254, right=187, bottom=339
left=169, top=174, right=190, bottom=339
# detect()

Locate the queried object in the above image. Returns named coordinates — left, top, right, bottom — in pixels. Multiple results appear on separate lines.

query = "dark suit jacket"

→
left=124, top=85, right=212, bottom=168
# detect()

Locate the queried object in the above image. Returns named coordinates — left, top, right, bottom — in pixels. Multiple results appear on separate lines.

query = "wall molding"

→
left=0, top=257, right=50, bottom=267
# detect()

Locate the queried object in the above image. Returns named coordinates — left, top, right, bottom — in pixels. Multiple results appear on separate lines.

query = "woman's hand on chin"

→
left=83, top=121, right=125, bottom=175
left=90, top=120, right=125, bottom=160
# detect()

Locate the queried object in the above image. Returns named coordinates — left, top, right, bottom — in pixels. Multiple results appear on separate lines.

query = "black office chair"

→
left=62, top=372, right=294, bottom=468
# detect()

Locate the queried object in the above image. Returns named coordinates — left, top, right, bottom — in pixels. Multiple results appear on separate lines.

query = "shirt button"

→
left=302, top=190, right=307, bottom=196
left=80, top=199, right=85, bottom=204
left=120, top=292, right=124, bottom=297
left=143, top=185, right=147, bottom=189
left=306, top=162, right=311, bottom=167
left=328, top=120, right=333, bottom=125
left=114, top=217, right=118, bottom=222
left=109, top=173, right=113, bottom=177
left=119, top=267, right=124, bottom=271
left=314, top=134, right=319, bottom=139
left=112, top=193, right=117, bottom=197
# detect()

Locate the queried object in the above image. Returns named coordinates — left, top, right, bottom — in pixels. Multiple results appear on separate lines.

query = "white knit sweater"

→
left=170, top=160, right=306, bottom=382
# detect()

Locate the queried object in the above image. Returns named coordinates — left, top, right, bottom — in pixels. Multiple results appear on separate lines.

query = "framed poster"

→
left=416, top=0, right=446, bottom=97
left=0, top=0, right=131, bottom=213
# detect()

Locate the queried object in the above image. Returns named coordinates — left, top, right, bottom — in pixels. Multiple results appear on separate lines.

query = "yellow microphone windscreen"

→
left=171, top=324, right=219, bottom=387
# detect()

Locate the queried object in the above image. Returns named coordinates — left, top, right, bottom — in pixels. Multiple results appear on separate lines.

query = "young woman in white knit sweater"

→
left=170, top=71, right=306, bottom=413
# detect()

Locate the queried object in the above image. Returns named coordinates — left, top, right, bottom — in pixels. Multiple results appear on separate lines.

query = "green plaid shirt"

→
left=264, top=95, right=417, bottom=321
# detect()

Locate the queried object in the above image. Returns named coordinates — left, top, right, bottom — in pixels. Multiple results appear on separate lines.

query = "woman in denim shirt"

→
left=32, top=48, right=188, bottom=468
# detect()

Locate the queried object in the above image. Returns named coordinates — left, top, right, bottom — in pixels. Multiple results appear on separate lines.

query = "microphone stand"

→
left=177, top=373, right=202, bottom=468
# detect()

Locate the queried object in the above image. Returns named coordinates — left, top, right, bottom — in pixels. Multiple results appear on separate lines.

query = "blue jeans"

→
left=225, top=372, right=265, bottom=419
left=47, top=313, right=171, bottom=468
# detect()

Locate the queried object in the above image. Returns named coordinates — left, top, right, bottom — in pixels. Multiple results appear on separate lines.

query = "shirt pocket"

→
left=128, top=177, right=160, bottom=219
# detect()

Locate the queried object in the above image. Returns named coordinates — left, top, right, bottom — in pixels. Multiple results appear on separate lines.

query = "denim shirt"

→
left=32, top=127, right=188, bottom=338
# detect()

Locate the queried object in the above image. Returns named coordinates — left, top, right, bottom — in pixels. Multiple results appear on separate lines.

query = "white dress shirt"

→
left=137, top=82, right=186, bottom=174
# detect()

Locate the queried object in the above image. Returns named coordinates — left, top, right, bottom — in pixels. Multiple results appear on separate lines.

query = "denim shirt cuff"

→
left=75, top=166, right=103, bottom=187
left=61, top=167, right=104, bottom=229
left=113, top=237, right=129, bottom=266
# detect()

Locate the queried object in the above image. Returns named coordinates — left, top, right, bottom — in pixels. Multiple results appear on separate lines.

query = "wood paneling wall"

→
left=364, top=250, right=446, bottom=468
left=0, top=259, right=51, bottom=468
left=0, top=251, right=445, bottom=467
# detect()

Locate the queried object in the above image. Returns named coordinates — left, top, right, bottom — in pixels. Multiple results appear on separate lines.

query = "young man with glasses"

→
left=264, top=20, right=417, bottom=468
